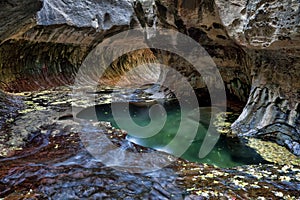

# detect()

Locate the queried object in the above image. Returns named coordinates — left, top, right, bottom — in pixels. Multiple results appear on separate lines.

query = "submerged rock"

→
left=0, top=1, right=298, bottom=145
left=0, top=88, right=300, bottom=199
left=0, top=88, right=299, bottom=199
left=0, top=0, right=299, bottom=197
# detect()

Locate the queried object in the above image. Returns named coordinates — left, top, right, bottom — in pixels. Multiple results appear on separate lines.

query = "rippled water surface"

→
left=1, top=88, right=299, bottom=199
left=77, top=100, right=267, bottom=168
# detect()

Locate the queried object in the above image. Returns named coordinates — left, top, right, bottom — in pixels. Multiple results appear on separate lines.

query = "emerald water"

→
left=77, top=101, right=267, bottom=168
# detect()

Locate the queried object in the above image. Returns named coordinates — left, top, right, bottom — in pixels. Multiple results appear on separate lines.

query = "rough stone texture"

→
left=144, top=0, right=251, bottom=102
left=0, top=91, right=22, bottom=130
left=0, top=23, right=135, bottom=92
left=215, top=0, right=300, bottom=48
left=0, top=0, right=135, bottom=92
left=0, top=0, right=251, bottom=101
left=0, top=0, right=42, bottom=42
left=214, top=0, right=300, bottom=155
left=232, top=49, right=300, bottom=155
left=0, top=1, right=300, bottom=198
left=0, top=0, right=299, bottom=155
left=0, top=38, right=84, bottom=92
left=0, top=88, right=299, bottom=199
left=37, top=0, right=134, bottom=30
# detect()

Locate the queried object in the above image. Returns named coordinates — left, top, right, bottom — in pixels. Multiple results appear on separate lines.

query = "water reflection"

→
left=77, top=101, right=268, bottom=168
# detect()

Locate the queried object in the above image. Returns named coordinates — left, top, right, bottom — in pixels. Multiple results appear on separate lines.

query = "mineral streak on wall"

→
left=0, top=0, right=299, bottom=155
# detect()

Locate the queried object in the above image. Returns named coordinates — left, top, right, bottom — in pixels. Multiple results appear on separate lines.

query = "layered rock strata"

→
left=0, top=0, right=299, bottom=155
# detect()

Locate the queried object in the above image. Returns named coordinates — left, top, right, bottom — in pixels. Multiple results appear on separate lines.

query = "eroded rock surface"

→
left=139, top=0, right=299, bottom=155
left=37, top=0, right=134, bottom=30
left=0, top=0, right=42, bottom=42
left=0, top=0, right=137, bottom=92
left=215, top=0, right=300, bottom=48
left=213, top=0, right=300, bottom=155
left=1, top=1, right=300, bottom=199
left=0, top=0, right=299, bottom=171
left=0, top=88, right=299, bottom=199
left=0, top=91, right=22, bottom=131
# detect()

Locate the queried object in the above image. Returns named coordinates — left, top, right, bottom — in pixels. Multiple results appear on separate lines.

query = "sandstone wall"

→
left=215, top=0, right=300, bottom=155
left=0, top=0, right=299, bottom=155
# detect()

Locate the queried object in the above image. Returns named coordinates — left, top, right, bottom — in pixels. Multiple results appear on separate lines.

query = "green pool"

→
left=77, top=100, right=268, bottom=168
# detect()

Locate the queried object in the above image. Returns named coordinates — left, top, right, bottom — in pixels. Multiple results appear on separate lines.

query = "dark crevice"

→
left=133, top=1, right=147, bottom=28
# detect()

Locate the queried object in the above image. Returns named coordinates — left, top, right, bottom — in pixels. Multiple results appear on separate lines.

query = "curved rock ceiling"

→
left=0, top=0, right=299, bottom=155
